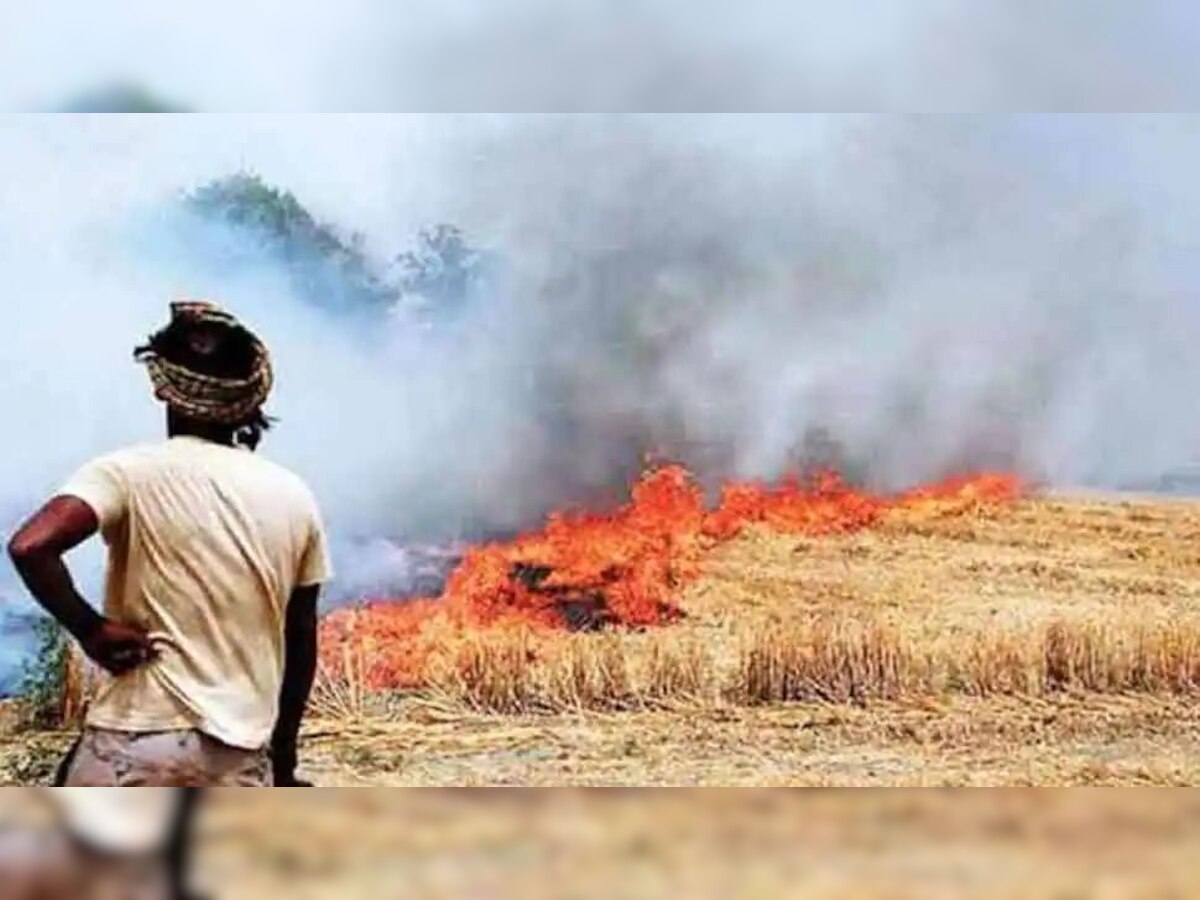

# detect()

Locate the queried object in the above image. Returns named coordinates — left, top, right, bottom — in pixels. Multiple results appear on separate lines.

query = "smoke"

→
left=4, top=1, right=1200, bottom=110
left=3, top=114, right=1200, bottom=688
left=375, top=0, right=1200, bottom=111
left=436, top=115, right=1200, bottom=498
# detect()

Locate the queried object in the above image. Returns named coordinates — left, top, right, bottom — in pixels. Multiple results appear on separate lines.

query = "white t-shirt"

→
left=60, top=436, right=332, bottom=750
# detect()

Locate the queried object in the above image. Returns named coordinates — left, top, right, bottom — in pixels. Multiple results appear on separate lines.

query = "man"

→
left=0, top=787, right=202, bottom=899
left=8, top=300, right=330, bottom=786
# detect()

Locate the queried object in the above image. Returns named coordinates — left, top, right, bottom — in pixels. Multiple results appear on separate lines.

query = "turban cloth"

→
left=135, top=300, right=274, bottom=425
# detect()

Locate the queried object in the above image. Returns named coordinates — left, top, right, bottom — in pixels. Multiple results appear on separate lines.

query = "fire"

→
left=320, top=467, right=1022, bottom=689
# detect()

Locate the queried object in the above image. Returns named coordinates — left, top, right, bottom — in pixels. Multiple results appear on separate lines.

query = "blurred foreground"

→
left=4, top=789, right=1200, bottom=899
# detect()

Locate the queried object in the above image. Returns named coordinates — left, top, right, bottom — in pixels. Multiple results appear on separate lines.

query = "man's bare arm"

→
left=272, top=584, right=320, bottom=786
left=8, top=498, right=103, bottom=640
left=8, top=496, right=152, bottom=675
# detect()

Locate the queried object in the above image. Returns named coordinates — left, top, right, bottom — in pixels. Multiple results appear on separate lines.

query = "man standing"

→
left=8, top=300, right=330, bottom=786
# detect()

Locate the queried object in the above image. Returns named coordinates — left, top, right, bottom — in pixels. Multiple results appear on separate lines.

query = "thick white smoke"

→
left=2, top=114, right=1200, bottom=686
left=437, top=115, right=1200, bottom=497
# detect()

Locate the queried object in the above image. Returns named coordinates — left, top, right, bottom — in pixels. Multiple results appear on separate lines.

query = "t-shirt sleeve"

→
left=58, top=454, right=129, bottom=530
left=297, top=506, right=333, bottom=588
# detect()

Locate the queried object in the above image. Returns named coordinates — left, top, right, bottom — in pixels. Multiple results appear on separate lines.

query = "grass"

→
left=408, top=613, right=1200, bottom=715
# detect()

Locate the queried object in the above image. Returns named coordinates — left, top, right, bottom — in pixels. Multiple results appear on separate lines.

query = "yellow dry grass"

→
left=415, top=613, right=1200, bottom=713
left=295, top=492, right=1200, bottom=786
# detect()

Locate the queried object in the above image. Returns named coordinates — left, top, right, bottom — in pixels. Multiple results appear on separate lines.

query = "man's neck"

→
left=167, top=415, right=236, bottom=447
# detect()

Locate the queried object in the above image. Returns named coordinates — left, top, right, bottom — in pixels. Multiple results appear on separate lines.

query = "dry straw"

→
left=415, top=614, right=1200, bottom=716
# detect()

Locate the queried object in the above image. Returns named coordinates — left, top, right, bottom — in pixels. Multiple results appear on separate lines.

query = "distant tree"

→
left=393, top=224, right=488, bottom=314
left=181, top=173, right=492, bottom=321
left=184, top=173, right=397, bottom=314
left=61, top=83, right=189, bottom=113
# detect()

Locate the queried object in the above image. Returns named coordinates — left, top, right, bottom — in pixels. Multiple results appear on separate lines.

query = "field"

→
left=292, top=490, right=1200, bottom=786
left=3, top=490, right=1200, bottom=788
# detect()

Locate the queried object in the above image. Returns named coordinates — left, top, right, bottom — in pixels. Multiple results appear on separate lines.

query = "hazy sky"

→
left=3, top=1, right=1200, bottom=110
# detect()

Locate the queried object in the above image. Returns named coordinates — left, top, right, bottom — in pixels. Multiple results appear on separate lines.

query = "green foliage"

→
left=184, top=173, right=397, bottom=313
left=184, top=172, right=492, bottom=319
left=18, top=617, right=68, bottom=730
left=395, top=225, right=487, bottom=312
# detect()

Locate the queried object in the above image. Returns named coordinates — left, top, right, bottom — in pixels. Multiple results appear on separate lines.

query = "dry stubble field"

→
left=294, top=491, right=1200, bottom=786
left=3, top=491, right=1200, bottom=787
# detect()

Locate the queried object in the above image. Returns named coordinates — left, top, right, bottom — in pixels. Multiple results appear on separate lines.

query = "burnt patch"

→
left=557, top=594, right=618, bottom=632
left=511, top=563, right=555, bottom=591
left=508, top=562, right=638, bottom=632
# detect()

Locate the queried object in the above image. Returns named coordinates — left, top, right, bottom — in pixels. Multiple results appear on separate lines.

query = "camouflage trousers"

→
left=59, top=727, right=272, bottom=787
left=0, top=827, right=170, bottom=900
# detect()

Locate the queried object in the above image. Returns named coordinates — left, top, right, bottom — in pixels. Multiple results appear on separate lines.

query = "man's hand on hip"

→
left=82, top=619, right=156, bottom=676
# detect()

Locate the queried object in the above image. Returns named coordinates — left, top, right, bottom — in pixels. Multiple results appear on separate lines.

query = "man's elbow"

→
left=8, top=531, right=47, bottom=570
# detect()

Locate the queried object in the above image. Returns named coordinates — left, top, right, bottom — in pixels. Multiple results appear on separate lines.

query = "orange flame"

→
left=321, top=467, right=1022, bottom=689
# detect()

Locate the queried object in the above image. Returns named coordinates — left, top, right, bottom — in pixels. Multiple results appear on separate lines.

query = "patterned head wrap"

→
left=135, top=300, right=274, bottom=427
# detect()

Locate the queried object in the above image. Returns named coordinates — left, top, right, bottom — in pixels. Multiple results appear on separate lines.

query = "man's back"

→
left=12, top=300, right=326, bottom=786
left=61, top=436, right=330, bottom=750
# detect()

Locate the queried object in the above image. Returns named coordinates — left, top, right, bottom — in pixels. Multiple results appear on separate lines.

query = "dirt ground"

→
left=294, top=695, right=1200, bottom=787
left=3, top=692, right=1198, bottom=788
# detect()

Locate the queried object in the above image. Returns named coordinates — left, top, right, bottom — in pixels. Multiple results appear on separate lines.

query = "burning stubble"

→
left=317, top=467, right=1021, bottom=693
